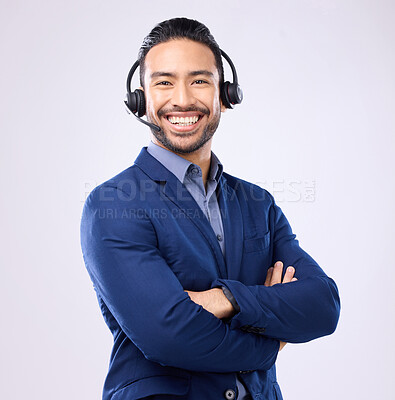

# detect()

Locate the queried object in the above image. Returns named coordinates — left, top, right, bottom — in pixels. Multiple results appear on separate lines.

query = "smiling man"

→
left=80, top=17, right=340, bottom=400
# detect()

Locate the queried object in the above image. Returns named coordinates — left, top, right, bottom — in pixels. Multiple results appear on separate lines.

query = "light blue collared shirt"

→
left=147, top=140, right=225, bottom=256
left=146, top=140, right=250, bottom=400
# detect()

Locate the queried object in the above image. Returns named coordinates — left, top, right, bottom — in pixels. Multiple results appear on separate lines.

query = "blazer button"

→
left=224, top=389, right=236, bottom=400
left=240, top=325, right=251, bottom=332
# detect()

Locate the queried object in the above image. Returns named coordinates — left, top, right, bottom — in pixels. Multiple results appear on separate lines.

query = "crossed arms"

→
left=80, top=186, right=340, bottom=374
left=185, top=195, right=340, bottom=346
left=185, top=261, right=298, bottom=352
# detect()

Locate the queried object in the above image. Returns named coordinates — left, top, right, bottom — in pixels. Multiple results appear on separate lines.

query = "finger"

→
left=271, top=261, right=283, bottom=285
left=264, top=267, right=273, bottom=286
left=282, top=266, right=295, bottom=283
left=291, top=277, right=298, bottom=282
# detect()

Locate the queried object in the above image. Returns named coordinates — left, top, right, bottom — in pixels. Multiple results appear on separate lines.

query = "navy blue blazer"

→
left=80, top=146, right=340, bottom=400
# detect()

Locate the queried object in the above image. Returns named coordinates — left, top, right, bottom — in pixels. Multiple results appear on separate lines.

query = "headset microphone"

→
left=124, top=49, right=242, bottom=131
left=124, top=110, right=161, bottom=132
left=125, top=109, right=162, bottom=133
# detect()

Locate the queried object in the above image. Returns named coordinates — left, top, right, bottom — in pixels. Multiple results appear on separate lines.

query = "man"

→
left=80, top=17, right=340, bottom=400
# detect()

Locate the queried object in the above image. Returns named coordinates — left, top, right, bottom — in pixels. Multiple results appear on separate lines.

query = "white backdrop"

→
left=1, top=1, right=394, bottom=399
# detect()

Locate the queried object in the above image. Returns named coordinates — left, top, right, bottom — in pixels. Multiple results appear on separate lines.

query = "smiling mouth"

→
left=166, top=114, right=203, bottom=127
left=162, top=112, right=205, bottom=132
left=166, top=115, right=203, bottom=126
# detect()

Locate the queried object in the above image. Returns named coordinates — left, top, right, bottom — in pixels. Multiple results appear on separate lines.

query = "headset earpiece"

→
left=220, top=81, right=243, bottom=109
left=124, top=60, right=147, bottom=118
left=125, top=88, right=146, bottom=117
left=219, top=49, right=243, bottom=109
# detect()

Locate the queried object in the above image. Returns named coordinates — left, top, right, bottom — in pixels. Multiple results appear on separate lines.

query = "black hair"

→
left=138, top=17, right=224, bottom=88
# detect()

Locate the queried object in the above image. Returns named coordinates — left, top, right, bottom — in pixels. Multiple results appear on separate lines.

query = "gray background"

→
left=1, top=0, right=394, bottom=399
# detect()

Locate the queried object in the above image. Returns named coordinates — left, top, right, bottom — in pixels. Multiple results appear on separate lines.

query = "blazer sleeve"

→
left=210, top=196, right=341, bottom=343
left=80, top=186, right=280, bottom=373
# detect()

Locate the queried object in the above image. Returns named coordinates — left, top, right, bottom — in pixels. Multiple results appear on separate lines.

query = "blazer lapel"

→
left=162, top=180, right=228, bottom=278
left=217, top=176, right=244, bottom=280
left=134, top=147, right=228, bottom=278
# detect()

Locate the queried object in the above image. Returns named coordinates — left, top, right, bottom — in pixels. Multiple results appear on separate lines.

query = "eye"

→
left=156, top=81, right=171, bottom=86
left=194, top=79, right=208, bottom=84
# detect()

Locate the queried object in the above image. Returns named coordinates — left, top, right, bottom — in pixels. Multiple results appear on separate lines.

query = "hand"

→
left=279, top=340, right=287, bottom=351
left=185, top=288, right=236, bottom=319
left=264, top=261, right=298, bottom=287
left=265, top=261, right=297, bottom=352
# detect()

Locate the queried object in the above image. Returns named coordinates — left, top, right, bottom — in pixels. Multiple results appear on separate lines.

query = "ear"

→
left=138, top=86, right=144, bottom=92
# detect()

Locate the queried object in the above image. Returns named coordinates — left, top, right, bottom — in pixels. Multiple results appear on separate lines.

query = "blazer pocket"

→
left=244, top=231, right=270, bottom=253
left=111, top=374, right=190, bottom=400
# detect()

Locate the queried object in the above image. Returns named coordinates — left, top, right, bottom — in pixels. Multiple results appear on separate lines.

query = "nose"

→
left=171, top=83, right=196, bottom=108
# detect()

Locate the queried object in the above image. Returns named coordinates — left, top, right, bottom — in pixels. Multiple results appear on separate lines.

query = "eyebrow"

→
left=150, top=70, right=215, bottom=79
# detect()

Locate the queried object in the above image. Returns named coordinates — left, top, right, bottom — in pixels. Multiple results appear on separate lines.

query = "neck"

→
left=151, top=137, right=212, bottom=187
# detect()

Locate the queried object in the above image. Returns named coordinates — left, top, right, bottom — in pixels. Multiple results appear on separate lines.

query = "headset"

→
left=124, top=49, right=243, bottom=132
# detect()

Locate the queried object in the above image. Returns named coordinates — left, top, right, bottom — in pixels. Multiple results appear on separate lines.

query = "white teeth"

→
left=167, top=115, right=200, bottom=126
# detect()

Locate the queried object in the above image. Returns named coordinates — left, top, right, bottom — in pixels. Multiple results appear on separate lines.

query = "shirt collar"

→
left=146, top=140, right=223, bottom=184
left=209, top=151, right=224, bottom=183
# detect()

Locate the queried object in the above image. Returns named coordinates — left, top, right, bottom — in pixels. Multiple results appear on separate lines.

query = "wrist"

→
left=221, top=286, right=240, bottom=313
left=217, top=287, right=238, bottom=319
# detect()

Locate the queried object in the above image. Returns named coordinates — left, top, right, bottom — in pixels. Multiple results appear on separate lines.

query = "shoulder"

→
left=81, top=164, right=152, bottom=222
left=81, top=164, right=155, bottom=237
left=86, top=164, right=148, bottom=204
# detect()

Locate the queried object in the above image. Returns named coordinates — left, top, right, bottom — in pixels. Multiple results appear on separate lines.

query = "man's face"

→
left=142, top=39, right=226, bottom=154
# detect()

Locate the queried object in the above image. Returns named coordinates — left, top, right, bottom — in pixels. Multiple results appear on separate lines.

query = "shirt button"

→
left=191, top=167, right=199, bottom=174
left=224, top=389, right=236, bottom=400
left=217, top=234, right=223, bottom=241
